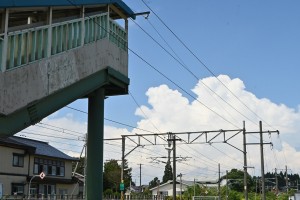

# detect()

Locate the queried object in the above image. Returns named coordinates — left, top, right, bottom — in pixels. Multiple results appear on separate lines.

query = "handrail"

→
left=0, top=12, right=127, bottom=71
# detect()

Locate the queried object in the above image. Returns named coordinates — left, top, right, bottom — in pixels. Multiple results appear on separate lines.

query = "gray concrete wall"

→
left=0, top=38, right=128, bottom=115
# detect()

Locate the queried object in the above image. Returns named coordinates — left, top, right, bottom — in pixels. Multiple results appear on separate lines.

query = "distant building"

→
left=149, top=180, right=193, bottom=199
left=0, top=136, right=80, bottom=198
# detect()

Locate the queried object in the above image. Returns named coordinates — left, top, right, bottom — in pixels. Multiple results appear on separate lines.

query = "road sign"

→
left=39, top=172, right=46, bottom=179
left=120, top=183, right=125, bottom=191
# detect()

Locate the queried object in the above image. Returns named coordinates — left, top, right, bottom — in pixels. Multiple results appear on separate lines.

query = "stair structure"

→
left=0, top=0, right=135, bottom=137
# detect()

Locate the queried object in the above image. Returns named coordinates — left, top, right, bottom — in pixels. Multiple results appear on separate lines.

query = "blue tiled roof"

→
left=0, top=0, right=135, bottom=19
left=9, top=136, right=77, bottom=161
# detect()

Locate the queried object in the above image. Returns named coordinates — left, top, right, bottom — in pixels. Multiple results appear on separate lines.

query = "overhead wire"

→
left=141, top=2, right=288, bottom=168
left=38, top=122, right=85, bottom=135
left=131, top=17, right=259, bottom=127
left=66, top=106, right=156, bottom=134
left=65, top=0, right=241, bottom=130
left=141, top=0, right=275, bottom=129
left=63, top=0, right=251, bottom=172
left=34, top=124, right=84, bottom=137
left=133, top=16, right=248, bottom=168
left=129, top=91, right=161, bottom=133
left=67, top=103, right=238, bottom=171
left=62, top=0, right=284, bottom=176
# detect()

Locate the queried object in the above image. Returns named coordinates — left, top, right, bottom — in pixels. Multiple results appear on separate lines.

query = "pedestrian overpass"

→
left=0, top=0, right=135, bottom=199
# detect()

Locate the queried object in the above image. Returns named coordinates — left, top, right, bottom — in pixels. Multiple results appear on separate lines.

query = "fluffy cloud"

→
left=130, top=75, right=300, bottom=182
left=17, top=74, right=300, bottom=184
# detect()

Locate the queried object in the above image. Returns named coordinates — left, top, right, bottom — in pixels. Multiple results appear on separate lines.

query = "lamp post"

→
left=28, top=175, right=39, bottom=199
left=28, top=172, right=45, bottom=199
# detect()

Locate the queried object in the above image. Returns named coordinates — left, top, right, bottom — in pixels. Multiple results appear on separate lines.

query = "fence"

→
left=0, top=194, right=155, bottom=200
left=1, top=194, right=82, bottom=200
left=192, top=196, right=219, bottom=200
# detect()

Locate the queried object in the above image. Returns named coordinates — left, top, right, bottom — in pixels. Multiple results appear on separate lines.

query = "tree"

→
left=149, top=177, right=160, bottom=189
left=223, top=169, right=254, bottom=192
left=103, top=159, right=132, bottom=192
left=162, top=162, right=173, bottom=183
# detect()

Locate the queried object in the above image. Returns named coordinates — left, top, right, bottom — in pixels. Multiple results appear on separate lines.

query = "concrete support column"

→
left=86, top=88, right=105, bottom=200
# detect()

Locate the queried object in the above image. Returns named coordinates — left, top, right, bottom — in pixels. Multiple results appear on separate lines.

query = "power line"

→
left=141, top=0, right=275, bottom=130
left=129, top=49, right=239, bottom=129
left=129, top=91, right=161, bottom=133
left=66, top=106, right=156, bottom=134
left=34, top=124, right=84, bottom=137
left=20, top=131, right=83, bottom=141
left=131, top=18, right=258, bottom=127
left=38, top=122, right=85, bottom=135
left=65, top=0, right=241, bottom=129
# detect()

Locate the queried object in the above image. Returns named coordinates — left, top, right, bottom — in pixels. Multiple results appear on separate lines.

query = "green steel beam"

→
left=0, top=67, right=129, bottom=137
left=86, top=88, right=105, bottom=200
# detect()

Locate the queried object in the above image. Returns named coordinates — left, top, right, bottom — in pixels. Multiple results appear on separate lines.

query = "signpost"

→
left=120, top=182, right=125, bottom=191
left=28, top=172, right=46, bottom=199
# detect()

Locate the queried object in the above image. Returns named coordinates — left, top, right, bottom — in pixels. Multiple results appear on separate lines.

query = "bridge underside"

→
left=0, top=67, right=129, bottom=137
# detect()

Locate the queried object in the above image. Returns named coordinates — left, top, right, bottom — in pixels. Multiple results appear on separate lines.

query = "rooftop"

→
left=0, top=136, right=77, bottom=161
left=0, top=0, right=135, bottom=19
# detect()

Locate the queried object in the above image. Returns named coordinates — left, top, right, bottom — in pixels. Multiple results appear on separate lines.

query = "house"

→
left=150, top=180, right=193, bottom=199
left=0, top=136, right=79, bottom=198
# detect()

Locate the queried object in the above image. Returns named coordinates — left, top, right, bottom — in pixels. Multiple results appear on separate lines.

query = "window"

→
left=11, top=183, right=24, bottom=195
left=34, top=157, right=65, bottom=177
left=12, top=154, right=24, bottom=167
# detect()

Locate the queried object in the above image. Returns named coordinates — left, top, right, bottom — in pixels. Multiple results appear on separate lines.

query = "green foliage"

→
left=223, top=168, right=255, bottom=192
left=162, top=162, right=173, bottom=183
left=149, top=177, right=160, bottom=189
left=142, top=188, right=152, bottom=196
left=228, top=190, right=243, bottom=200
left=103, top=159, right=132, bottom=192
left=103, top=189, right=113, bottom=196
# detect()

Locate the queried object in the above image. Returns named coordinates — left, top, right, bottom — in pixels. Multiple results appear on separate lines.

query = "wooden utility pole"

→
left=243, top=121, right=248, bottom=200
left=286, top=165, right=288, bottom=194
left=226, top=170, right=228, bottom=200
left=275, top=168, right=278, bottom=196
left=218, top=163, right=221, bottom=200
left=245, top=121, right=278, bottom=200
left=167, top=134, right=181, bottom=200
left=259, top=121, right=266, bottom=200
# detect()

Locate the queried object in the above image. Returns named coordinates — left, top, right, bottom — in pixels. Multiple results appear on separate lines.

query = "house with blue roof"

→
left=0, top=136, right=80, bottom=199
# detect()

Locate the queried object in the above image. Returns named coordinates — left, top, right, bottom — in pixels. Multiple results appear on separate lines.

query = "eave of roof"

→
left=0, top=0, right=135, bottom=19
left=0, top=136, right=36, bottom=153
left=5, top=136, right=78, bottom=161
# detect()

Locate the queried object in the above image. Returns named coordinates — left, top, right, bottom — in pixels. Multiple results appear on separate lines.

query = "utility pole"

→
left=167, top=134, right=181, bottom=200
left=194, top=178, right=196, bottom=197
left=226, top=170, right=228, bottom=200
left=218, top=163, right=221, bottom=200
left=245, top=121, right=278, bottom=200
left=243, top=121, right=248, bottom=200
left=139, top=163, right=143, bottom=192
left=286, top=165, right=288, bottom=194
left=178, top=173, right=182, bottom=200
left=275, top=168, right=278, bottom=197
left=121, top=137, right=125, bottom=200
left=173, top=134, right=176, bottom=200
left=259, top=121, right=266, bottom=200
left=157, top=180, right=160, bottom=200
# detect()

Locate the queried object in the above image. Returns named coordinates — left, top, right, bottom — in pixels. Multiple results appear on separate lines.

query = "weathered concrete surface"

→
left=0, top=38, right=128, bottom=116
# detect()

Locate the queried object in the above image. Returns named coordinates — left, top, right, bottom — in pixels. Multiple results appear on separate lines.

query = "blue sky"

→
left=101, top=0, right=300, bottom=130
left=20, top=0, right=300, bottom=184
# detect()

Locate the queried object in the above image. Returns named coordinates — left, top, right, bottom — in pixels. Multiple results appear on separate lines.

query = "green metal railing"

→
left=0, top=13, right=127, bottom=71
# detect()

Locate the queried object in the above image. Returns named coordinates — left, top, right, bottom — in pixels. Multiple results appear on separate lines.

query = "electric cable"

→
left=141, top=0, right=276, bottom=130
left=66, top=106, right=156, bottom=134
